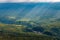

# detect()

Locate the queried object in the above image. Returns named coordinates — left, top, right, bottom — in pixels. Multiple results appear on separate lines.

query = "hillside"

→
left=0, top=23, right=60, bottom=40
left=0, top=3, right=60, bottom=40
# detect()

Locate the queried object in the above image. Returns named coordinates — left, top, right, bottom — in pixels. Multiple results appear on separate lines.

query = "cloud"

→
left=0, top=0, right=60, bottom=2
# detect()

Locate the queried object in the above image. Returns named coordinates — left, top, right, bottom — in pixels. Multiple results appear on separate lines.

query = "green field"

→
left=0, top=23, right=60, bottom=40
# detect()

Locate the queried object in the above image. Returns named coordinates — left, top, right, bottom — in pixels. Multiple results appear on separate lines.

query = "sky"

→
left=0, top=0, right=60, bottom=3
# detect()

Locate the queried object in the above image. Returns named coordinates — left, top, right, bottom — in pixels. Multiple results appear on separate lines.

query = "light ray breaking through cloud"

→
left=22, top=3, right=52, bottom=21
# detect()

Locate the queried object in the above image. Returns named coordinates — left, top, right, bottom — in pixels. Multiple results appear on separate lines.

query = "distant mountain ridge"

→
left=0, top=3, right=60, bottom=22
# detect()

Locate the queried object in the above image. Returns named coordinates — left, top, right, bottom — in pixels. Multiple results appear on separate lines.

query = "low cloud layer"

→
left=0, top=0, right=60, bottom=2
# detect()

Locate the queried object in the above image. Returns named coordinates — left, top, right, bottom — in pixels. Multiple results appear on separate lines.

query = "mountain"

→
left=0, top=3, right=60, bottom=22
left=0, top=3, right=60, bottom=40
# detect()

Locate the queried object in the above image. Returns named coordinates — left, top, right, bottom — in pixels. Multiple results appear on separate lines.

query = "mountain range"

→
left=0, top=3, right=60, bottom=39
